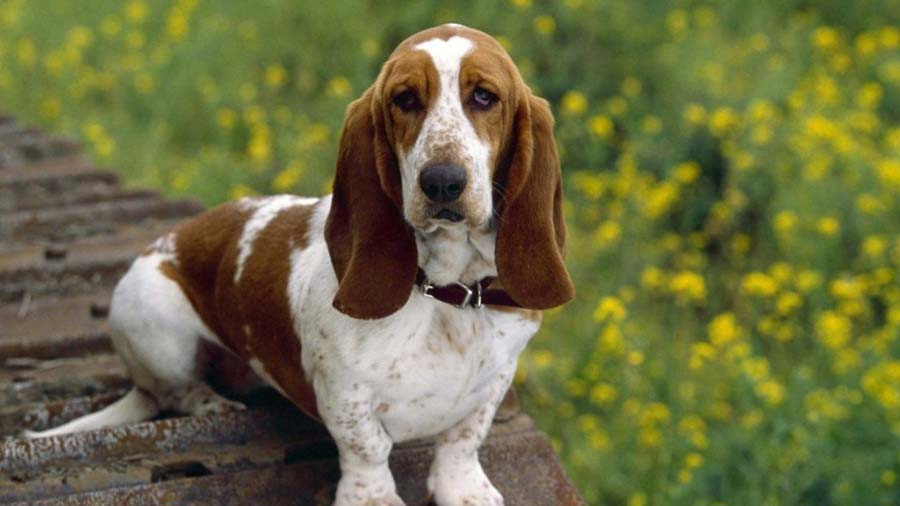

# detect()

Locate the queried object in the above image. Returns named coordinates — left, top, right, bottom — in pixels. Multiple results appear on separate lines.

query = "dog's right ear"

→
left=325, top=86, right=419, bottom=320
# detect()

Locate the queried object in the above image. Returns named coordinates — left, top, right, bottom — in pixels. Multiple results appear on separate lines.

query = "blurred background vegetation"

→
left=2, top=0, right=900, bottom=504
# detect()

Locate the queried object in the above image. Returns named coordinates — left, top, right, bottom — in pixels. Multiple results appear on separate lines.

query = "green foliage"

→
left=2, top=1, right=900, bottom=504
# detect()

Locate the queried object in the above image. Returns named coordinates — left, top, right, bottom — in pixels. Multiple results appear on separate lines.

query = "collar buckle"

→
left=421, top=278, right=480, bottom=309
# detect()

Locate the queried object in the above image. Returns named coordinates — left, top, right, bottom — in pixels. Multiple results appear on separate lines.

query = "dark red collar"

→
left=415, top=270, right=521, bottom=309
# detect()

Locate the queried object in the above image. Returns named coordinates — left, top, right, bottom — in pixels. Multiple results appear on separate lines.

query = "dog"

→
left=25, top=24, right=574, bottom=506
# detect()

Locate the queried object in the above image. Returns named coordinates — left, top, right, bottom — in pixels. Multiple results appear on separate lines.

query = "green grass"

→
left=3, top=1, right=900, bottom=504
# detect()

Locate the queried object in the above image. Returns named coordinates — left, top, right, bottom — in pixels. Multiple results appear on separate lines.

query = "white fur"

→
left=399, top=35, right=497, bottom=287
left=235, top=195, right=318, bottom=282
left=400, top=36, right=493, bottom=231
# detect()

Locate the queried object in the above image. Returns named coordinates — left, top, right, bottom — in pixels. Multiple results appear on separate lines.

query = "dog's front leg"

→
left=427, top=368, right=513, bottom=506
left=315, top=376, right=404, bottom=506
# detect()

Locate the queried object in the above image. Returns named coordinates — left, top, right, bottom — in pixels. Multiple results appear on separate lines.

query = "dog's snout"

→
left=419, top=164, right=467, bottom=203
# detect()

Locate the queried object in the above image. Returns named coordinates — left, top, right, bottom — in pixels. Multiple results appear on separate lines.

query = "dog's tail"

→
left=22, top=387, right=159, bottom=439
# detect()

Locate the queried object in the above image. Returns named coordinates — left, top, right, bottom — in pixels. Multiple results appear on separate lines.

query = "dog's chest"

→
left=310, top=299, right=539, bottom=443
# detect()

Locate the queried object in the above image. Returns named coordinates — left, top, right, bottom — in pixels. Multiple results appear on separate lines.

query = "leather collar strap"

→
left=415, top=270, right=521, bottom=309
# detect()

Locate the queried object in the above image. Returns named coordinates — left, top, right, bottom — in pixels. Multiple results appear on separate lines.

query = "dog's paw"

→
left=428, top=462, right=503, bottom=506
left=193, top=397, right=246, bottom=416
left=333, top=473, right=406, bottom=506
left=333, top=491, right=405, bottom=506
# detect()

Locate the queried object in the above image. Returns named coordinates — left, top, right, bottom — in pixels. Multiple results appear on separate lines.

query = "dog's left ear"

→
left=325, top=86, right=419, bottom=319
left=495, top=92, right=575, bottom=309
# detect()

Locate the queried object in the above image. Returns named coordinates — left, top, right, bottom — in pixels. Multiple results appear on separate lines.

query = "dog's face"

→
left=325, top=24, right=574, bottom=319
left=378, top=29, right=519, bottom=231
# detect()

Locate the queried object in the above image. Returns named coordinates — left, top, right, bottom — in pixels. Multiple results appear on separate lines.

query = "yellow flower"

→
left=272, top=162, right=304, bottom=192
left=638, top=427, right=662, bottom=448
left=216, top=108, right=237, bottom=129
left=326, top=76, right=352, bottom=98
left=776, top=292, right=803, bottom=316
left=16, top=38, right=36, bottom=67
left=593, top=296, right=627, bottom=322
left=134, top=73, right=155, bottom=93
left=855, top=31, right=879, bottom=56
left=816, top=216, right=840, bottom=237
left=621, top=77, right=642, bottom=97
left=795, top=270, right=823, bottom=293
left=599, top=323, right=625, bottom=353
left=561, top=90, right=587, bottom=115
left=756, top=379, right=786, bottom=406
left=627, top=493, right=647, bottom=506
left=644, top=404, right=671, bottom=425
left=863, top=235, right=887, bottom=258
left=678, top=469, right=693, bottom=483
left=644, top=181, right=679, bottom=218
left=669, top=270, right=706, bottom=303
left=247, top=125, right=272, bottom=162
left=588, top=115, right=614, bottom=139
left=229, top=184, right=256, bottom=200
left=816, top=311, right=852, bottom=350
left=830, top=277, right=865, bottom=300
left=883, top=470, right=897, bottom=486
left=125, top=30, right=145, bottom=49
left=749, top=33, right=770, bottom=52
left=742, top=272, right=778, bottom=297
left=708, top=312, right=742, bottom=347
left=265, top=64, right=287, bottom=88
left=641, top=266, right=665, bottom=290
left=877, top=159, right=900, bottom=188
left=125, top=1, right=149, bottom=23
left=533, top=15, right=556, bottom=35
left=673, top=161, right=700, bottom=184
left=685, top=452, right=704, bottom=468
left=857, top=82, right=883, bottom=109
left=531, top=349, right=553, bottom=369
left=683, top=103, right=706, bottom=125
left=773, top=210, right=798, bottom=234
left=666, top=9, right=688, bottom=37
left=641, top=115, right=662, bottom=134
left=100, top=15, right=122, bottom=38
left=709, top=107, right=739, bottom=136
left=813, top=26, right=840, bottom=50
left=39, top=97, right=62, bottom=120
left=607, top=96, right=628, bottom=116
left=856, top=193, right=885, bottom=215
left=67, top=26, right=93, bottom=48
left=510, top=0, right=532, bottom=9
left=589, top=383, right=617, bottom=405
left=167, top=10, right=189, bottom=40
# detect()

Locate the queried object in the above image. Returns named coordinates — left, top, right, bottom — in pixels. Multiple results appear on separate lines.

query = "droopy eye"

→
left=392, top=90, right=421, bottom=112
left=471, top=86, right=498, bottom=110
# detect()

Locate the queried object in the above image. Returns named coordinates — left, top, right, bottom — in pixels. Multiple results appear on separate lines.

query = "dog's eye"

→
left=392, top=90, right=422, bottom=112
left=471, top=87, right=498, bottom=110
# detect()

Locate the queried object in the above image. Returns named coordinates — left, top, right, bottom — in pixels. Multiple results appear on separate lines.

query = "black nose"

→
left=419, top=164, right=467, bottom=203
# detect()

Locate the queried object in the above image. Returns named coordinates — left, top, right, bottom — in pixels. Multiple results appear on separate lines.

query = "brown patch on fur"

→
left=159, top=200, right=320, bottom=419
left=493, top=94, right=575, bottom=309
left=325, top=87, right=419, bottom=320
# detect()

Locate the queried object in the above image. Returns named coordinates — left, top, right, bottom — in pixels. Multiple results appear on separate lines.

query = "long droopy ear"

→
left=495, top=93, right=575, bottom=309
left=325, top=87, right=418, bottom=319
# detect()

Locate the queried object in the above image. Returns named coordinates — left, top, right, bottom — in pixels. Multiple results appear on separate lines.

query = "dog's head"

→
left=325, top=24, right=574, bottom=319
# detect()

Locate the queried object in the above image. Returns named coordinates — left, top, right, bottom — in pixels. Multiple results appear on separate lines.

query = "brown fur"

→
left=159, top=200, right=320, bottom=418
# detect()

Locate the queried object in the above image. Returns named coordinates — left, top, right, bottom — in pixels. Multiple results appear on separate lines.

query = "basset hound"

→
left=25, top=24, right=575, bottom=506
